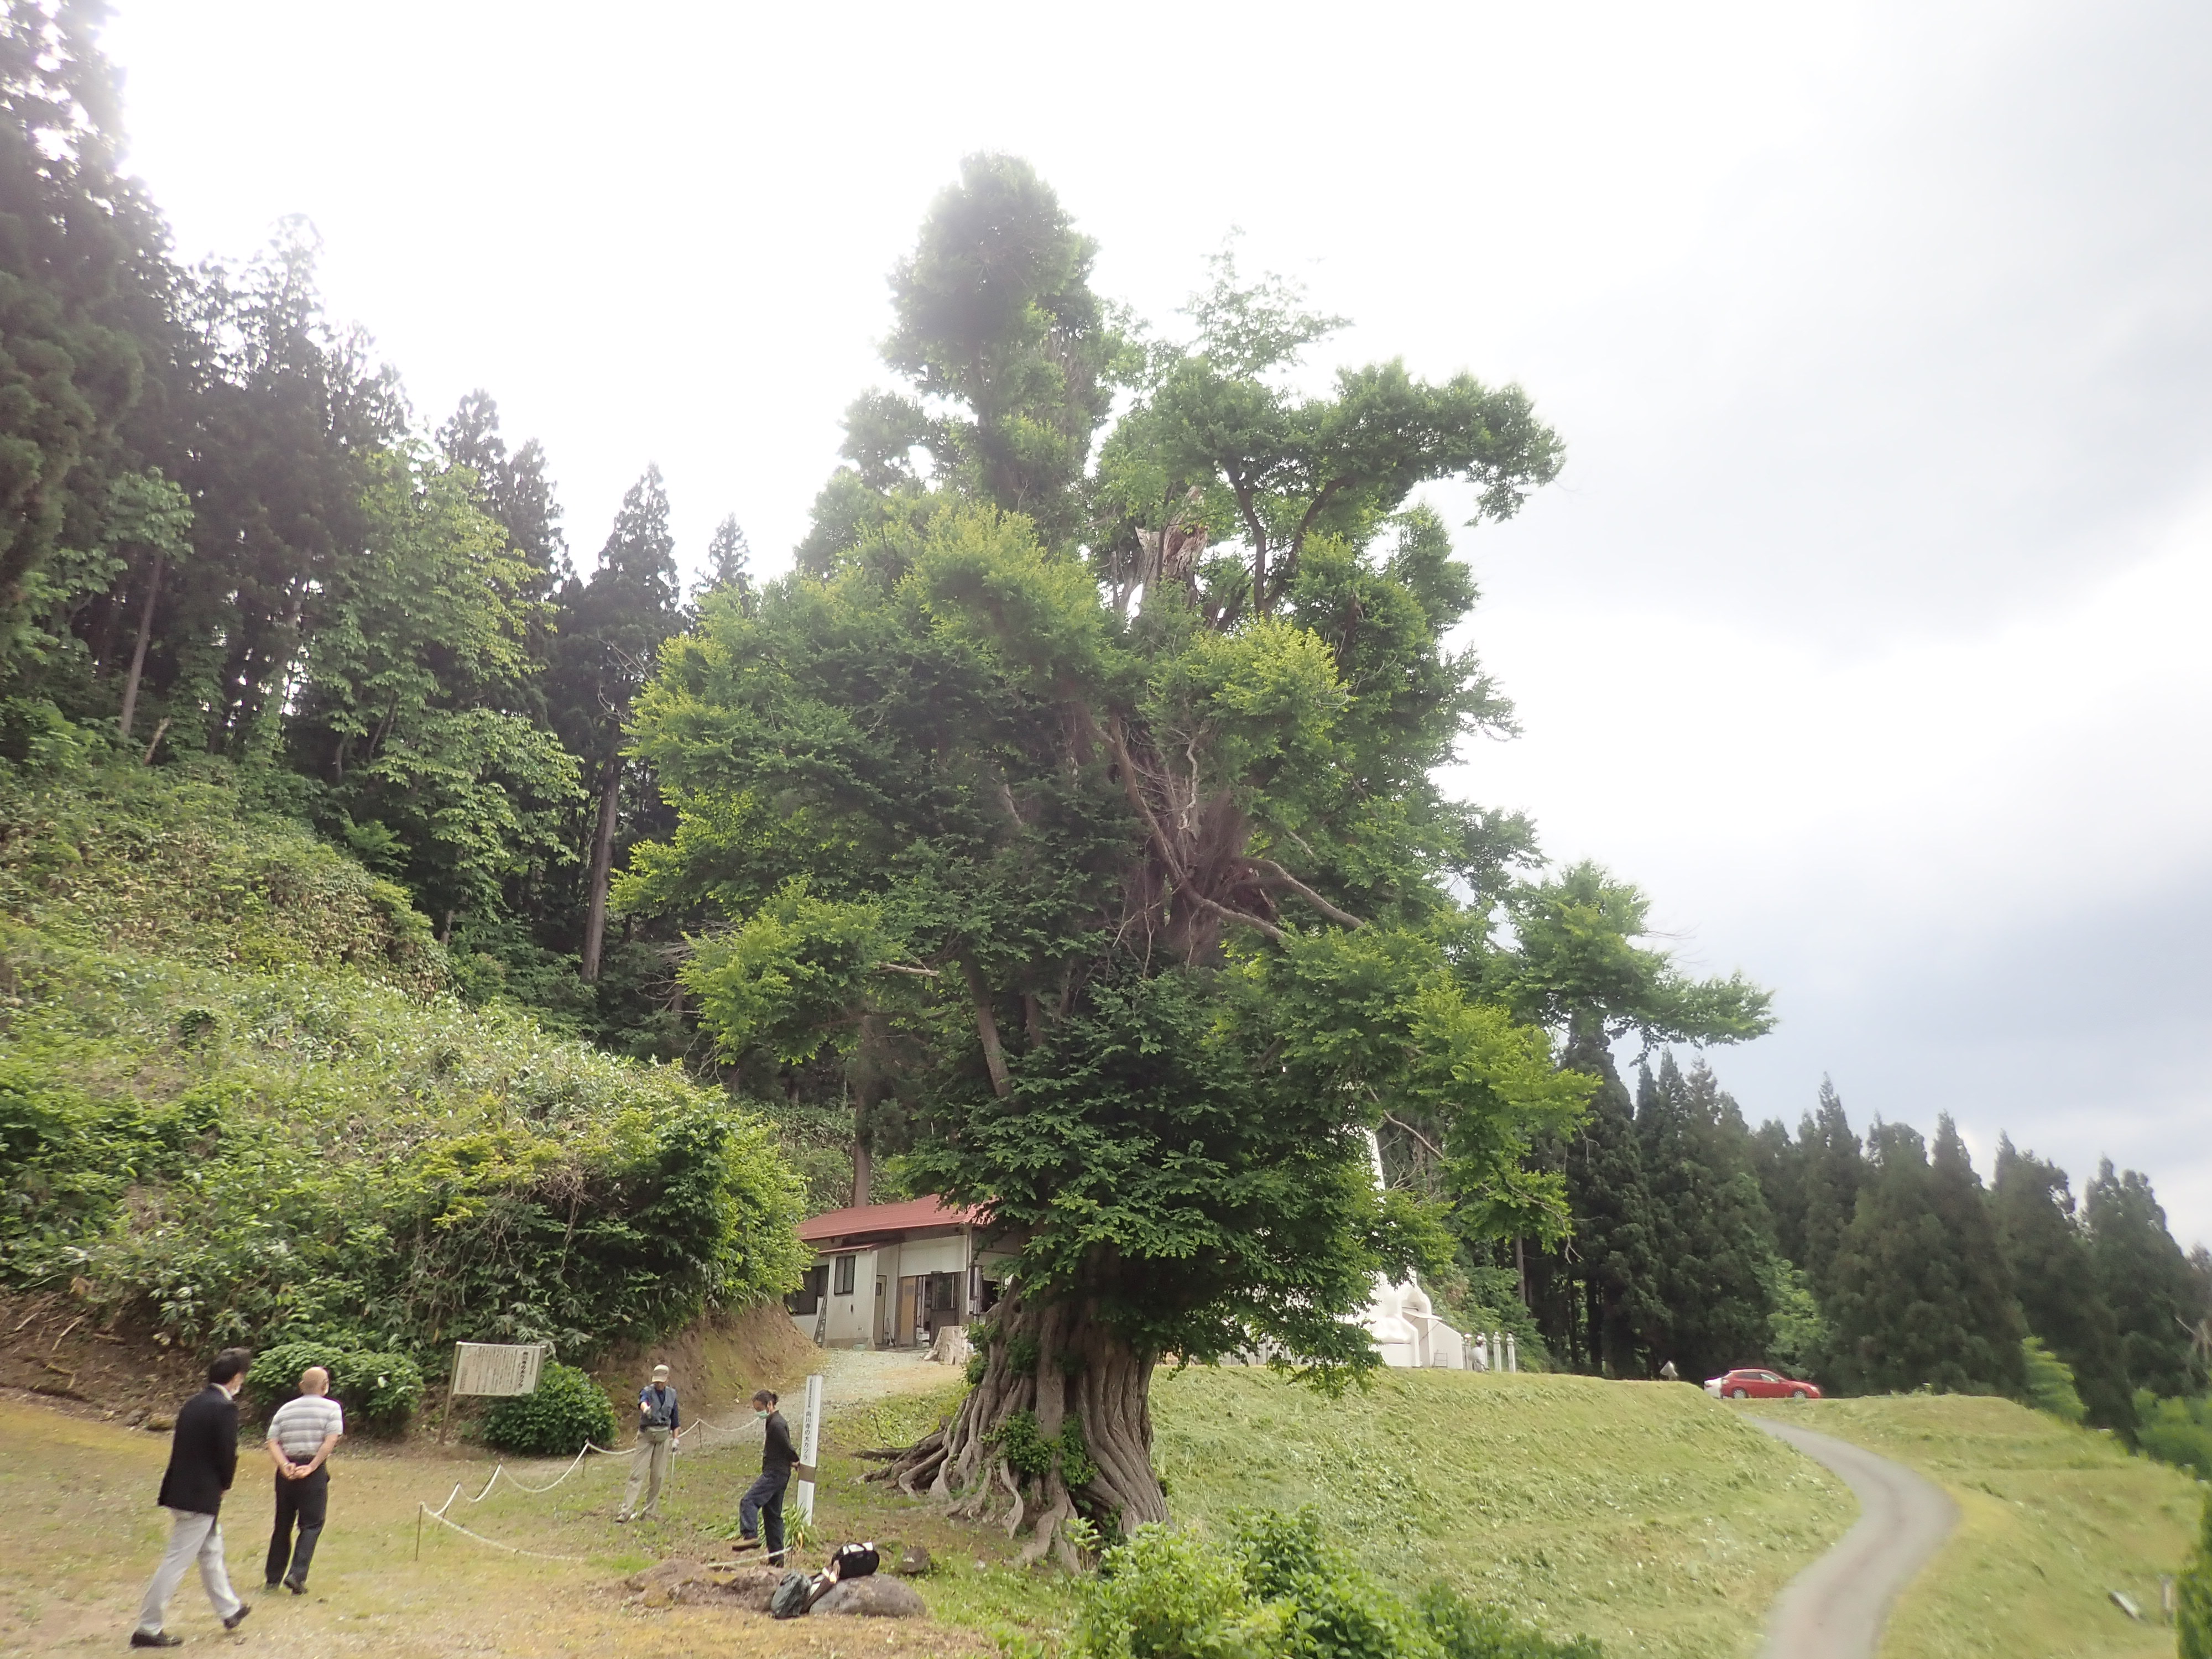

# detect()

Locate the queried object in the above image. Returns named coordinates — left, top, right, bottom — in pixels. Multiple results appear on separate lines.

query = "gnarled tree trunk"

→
left=865, top=1281, right=1164, bottom=1564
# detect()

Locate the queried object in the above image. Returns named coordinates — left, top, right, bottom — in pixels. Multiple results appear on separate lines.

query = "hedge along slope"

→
left=0, top=761, right=809, bottom=1366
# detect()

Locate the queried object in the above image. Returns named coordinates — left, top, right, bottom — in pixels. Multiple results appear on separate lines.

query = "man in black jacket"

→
left=731, top=1387, right=798, bottom=1564
left=131, top=1348, right=254, bottom=1647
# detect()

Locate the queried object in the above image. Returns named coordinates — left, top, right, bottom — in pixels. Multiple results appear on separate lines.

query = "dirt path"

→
left=1751, top=1417, right=1958, bottom=1659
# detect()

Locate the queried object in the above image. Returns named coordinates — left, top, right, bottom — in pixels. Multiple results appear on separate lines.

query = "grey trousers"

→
left=136, top=1507, right=243, bottom=1635
left=619, top=1426, right=673, bottom=1517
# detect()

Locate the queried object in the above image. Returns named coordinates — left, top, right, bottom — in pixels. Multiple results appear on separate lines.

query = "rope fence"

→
left=411, top=1415, right=768, bottom=1561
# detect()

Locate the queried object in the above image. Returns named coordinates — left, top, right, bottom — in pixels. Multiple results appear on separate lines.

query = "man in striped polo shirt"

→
left=264, top=1367, right=345, bottom=1593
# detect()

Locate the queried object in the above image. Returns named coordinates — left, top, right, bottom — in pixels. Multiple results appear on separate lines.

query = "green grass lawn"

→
left=1148, top=1366, right=1851, bottom=1659
left=813, top=1366, right=1856, bottom=1658
left=1743, top=1394, right=2198, bottom=1659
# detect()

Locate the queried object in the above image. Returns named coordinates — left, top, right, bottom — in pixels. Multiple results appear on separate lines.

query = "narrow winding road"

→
left=1751, top=1417, right=1958, bottom=1659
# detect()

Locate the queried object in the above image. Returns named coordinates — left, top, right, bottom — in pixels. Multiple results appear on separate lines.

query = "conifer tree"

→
left=697, top=515, right=754, bottom=613
left=1750, top=1117, right=1804, bottom=1267
left=1635, top=1054, right=1777, bottom=1380
left=551, top=466, right=682, bottom=980
left=1824, top=1117, right=2025, bottom=1395
left=0, top=0, right=177, bottom=666
left=439, top=391, right=569, bottom=603
left=1991, top=1138, right=2134, bottom=1433
left=1558, top=1027, right=1662, bottom=1375
left=1796, top=1078, right=1864, bottom=1297
left=2085, top=1160, right=2200, bottom=1399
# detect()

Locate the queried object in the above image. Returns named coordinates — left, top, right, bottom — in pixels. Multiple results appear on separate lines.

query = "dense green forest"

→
left=0, top=2, right=2204, bottom=1493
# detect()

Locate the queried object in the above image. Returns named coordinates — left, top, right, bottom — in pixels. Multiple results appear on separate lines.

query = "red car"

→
left=1704, top=1367, right=1822, bottom=1400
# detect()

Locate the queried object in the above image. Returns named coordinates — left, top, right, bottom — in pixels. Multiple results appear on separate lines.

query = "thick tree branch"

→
left=1107, top=718, right=1189, bottom=883
left=873, top=962, right=940, bottom=978
left=1255, top=859, right=1366, bottom=928
left=965, top=961, right=1014, bottom=1099
left=1286, top=477, right=1349, bottom=568
left=1229, top=474, right=1270, bottom=617
left=1381, top=1112, right=1446, bottom=1163
left=1186, top=886, right=1286, bottom=945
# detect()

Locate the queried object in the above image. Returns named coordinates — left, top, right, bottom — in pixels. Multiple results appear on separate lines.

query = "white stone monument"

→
left=1359, top=1132, right=1469, bottom=1369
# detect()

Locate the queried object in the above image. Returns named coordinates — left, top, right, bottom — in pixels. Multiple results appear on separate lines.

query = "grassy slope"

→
left=1745, top=1395, right=2196, bottom=1659
left=1150, top=1367, right=1850, bottom=1659
left=0, top=764, right=801, bottom=1370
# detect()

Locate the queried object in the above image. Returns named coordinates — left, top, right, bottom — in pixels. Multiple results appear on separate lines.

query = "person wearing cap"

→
left=614, top=1363, right=681, bottom=1522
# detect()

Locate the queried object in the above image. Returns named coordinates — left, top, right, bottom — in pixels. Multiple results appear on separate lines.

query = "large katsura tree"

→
left=625, top=156, right=1584, bottom=1552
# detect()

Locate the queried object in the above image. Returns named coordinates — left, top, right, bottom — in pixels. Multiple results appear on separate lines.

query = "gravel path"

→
left=1751, top=1417, right=1958, bottom=1659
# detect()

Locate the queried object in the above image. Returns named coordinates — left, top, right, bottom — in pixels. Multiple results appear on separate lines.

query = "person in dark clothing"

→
left=132, top=1348, right=255, bottom=1647
left=732, top=1387, right=798, bottom=1564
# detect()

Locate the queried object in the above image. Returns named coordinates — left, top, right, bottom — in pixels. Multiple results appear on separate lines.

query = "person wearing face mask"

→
left=731, top=1388, right=797, bottom=1563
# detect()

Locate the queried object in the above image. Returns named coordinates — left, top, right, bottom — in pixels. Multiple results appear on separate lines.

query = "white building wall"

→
left=895, top=1234, right=965, bottom=1276
left=819, top=1247, right=877, bottom=1347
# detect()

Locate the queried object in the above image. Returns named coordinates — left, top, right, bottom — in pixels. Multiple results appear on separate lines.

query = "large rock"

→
left=623, top=1558, right=787, bottom=1610
left=815, top=1575, right=928, bottom=1618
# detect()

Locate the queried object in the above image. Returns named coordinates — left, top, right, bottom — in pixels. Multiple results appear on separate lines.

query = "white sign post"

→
left=437, top=1341, right=549, bottom=1443
left=794, top=1372, right=824, bottom=1524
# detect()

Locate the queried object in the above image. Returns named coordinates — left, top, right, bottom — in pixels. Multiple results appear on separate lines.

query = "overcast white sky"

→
left=100, top=1, right=2212, bottom=1241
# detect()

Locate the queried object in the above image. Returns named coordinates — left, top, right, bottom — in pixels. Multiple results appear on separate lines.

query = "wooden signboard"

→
left=437, top=1340, right=549, bottom=1442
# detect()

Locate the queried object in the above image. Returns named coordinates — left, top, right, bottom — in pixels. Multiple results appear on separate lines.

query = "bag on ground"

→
left=769, top=1571, right=814, bottom=1619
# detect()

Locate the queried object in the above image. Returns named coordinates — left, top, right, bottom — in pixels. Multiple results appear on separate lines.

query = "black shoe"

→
left=130, top=1634, right=183, bottom=1648
left=223, top=1603, right=252, bottom=1632
left=283, top=1579, right=306, bottom=1595
left=265, top=1580, right=283, bottom=1590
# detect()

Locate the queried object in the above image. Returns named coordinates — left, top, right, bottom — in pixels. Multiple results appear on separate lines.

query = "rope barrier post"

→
left=437, top=1342, right=461, bottom=1445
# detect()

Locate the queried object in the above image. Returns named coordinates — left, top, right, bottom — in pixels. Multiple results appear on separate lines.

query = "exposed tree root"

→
left=859, top=1281, right=1170, bottom=1560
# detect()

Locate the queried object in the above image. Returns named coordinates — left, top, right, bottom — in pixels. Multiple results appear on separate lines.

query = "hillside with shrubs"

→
left=0, top=750, right=807, bottom=1428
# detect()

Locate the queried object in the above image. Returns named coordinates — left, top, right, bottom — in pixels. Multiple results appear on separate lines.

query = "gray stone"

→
left=894, top=1543, right=933, bottom=1577
left=814, top=1575, right=928, bottom=1618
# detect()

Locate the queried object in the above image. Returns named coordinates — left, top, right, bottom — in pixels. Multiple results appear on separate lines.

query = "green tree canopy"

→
left=626, top=162, right=1586, bottom=1540
left=1493, top=860, right=1775, bottom=1051
left=2085, top=1160, right=2200, bottom=1399
left=1097, top=245, right=1562, bottom=622
left=0, top=0, right=175, bottom=664
left=1991, top=1138, right=2134, bottom=1433
left=1824, top=1117, right=2025, bottom=1396
left=1635, top=1053, right=1778, bottom=1381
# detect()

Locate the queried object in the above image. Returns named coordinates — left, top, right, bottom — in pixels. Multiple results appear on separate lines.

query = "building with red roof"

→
left=787, top=1195, right=1017, bottom=1352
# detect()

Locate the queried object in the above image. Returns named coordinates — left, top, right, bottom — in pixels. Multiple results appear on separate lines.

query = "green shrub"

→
left=1079, top=1524, right=1276, bottom=1659
left=246, top=1340, right=425, bottom=1433
left=2019, top=1338, right=2085, bottom=1425
left=1228, top=1506, right=1332, bottom=1601
left=482, top=1362, right=618, bottom=1456
left=1075, top=1511, right=1604, bottom=1659
left=1417, top=1585, right=1604, bottom=1659
left=2136, top=1391, right=2212, bottom=1480
left=2182, top=1487, right=2212, bottom=1659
